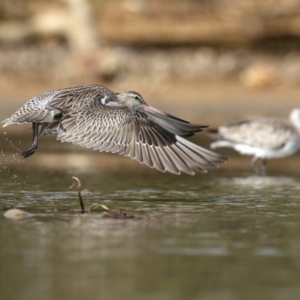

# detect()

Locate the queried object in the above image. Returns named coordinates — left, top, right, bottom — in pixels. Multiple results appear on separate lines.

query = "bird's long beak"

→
left=141, top=104, right=168, bottom=116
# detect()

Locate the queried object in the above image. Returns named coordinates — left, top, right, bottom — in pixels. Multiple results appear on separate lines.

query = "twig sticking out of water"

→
left=70, top=176, right=85, bottom=214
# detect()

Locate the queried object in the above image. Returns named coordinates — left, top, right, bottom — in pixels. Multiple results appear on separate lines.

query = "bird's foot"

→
left=251, top=157, right=267, bottom=176
left=253, top=166, right=267, bottom=176
left=21, top=145, right=37, bottom=159
left=260, top=167, right=267, bottom=176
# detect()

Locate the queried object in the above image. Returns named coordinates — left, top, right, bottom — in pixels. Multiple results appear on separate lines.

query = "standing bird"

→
left=2, top=84, right=226, bottom=175
left=208, top=108, right=300, bottom=174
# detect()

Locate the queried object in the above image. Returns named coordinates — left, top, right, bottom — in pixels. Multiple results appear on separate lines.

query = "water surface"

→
left=1, top=151, right=300, bottom=300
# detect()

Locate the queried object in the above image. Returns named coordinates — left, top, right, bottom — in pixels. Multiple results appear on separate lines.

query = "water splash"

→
left=0, top=132, right=27, bottom=186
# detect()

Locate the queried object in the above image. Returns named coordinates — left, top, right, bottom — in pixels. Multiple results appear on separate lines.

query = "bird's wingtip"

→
left=1, top=119, right=10, bottom=128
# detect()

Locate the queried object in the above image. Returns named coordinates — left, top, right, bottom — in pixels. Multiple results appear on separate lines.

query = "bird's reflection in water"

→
left=218, top=175, right=299, bottom=189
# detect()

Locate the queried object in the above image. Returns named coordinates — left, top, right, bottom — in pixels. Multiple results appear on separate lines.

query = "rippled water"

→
left=1, top=151, right=300, bottom=300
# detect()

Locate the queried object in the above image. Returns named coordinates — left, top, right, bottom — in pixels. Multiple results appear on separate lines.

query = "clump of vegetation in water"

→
left=70, top=176, right=135, bottom=219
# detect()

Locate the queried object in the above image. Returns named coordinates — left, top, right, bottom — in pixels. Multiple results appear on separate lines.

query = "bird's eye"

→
left=135, top=96, right=139, bottom=100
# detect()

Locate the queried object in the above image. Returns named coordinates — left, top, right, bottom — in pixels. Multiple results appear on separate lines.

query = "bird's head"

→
left=117, top=91, right=145, bottom=109
left=290, top=108, right=300, bottom=129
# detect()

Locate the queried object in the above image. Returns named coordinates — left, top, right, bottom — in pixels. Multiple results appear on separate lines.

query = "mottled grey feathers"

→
left=2, top=84, right=227, bottom=174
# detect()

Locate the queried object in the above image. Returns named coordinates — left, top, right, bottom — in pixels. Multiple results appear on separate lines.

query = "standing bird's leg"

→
left=21, top=122, right=39, bottom=158
left=251, top=156, right=260, bottom=174
left=260, top=158, right=267, bottom=176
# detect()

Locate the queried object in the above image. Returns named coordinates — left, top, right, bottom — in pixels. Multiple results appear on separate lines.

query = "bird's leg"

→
left=21, top=122, right=39, bottom=158
left=260, top=158, right=267, bottom=176
left=251, top=156, right=261, bottom=174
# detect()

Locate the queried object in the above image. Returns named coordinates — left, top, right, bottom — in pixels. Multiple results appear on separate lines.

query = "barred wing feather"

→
left=55, top=103, right=225, bottom=175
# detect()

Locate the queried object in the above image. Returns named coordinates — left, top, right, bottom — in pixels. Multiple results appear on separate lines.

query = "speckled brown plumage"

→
left=3, top=84, right=227, bottom=175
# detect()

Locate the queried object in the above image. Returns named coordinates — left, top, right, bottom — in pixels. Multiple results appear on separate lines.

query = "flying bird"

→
left=2, top=84, right=226, bottom=175
left=208, top=108, right=300, bottom=174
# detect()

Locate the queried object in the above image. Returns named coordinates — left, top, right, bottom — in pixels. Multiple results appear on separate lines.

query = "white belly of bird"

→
left=235, top=139, right=300, bottom=159
left=42, top=109, right=60, bottom=123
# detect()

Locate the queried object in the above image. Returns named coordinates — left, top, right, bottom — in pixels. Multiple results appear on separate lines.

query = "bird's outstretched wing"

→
left=2, top=85, right=115, bottom=127
left=46, top=84, right=116, bottom=111
left=52, top=100, right=226, bottom=175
